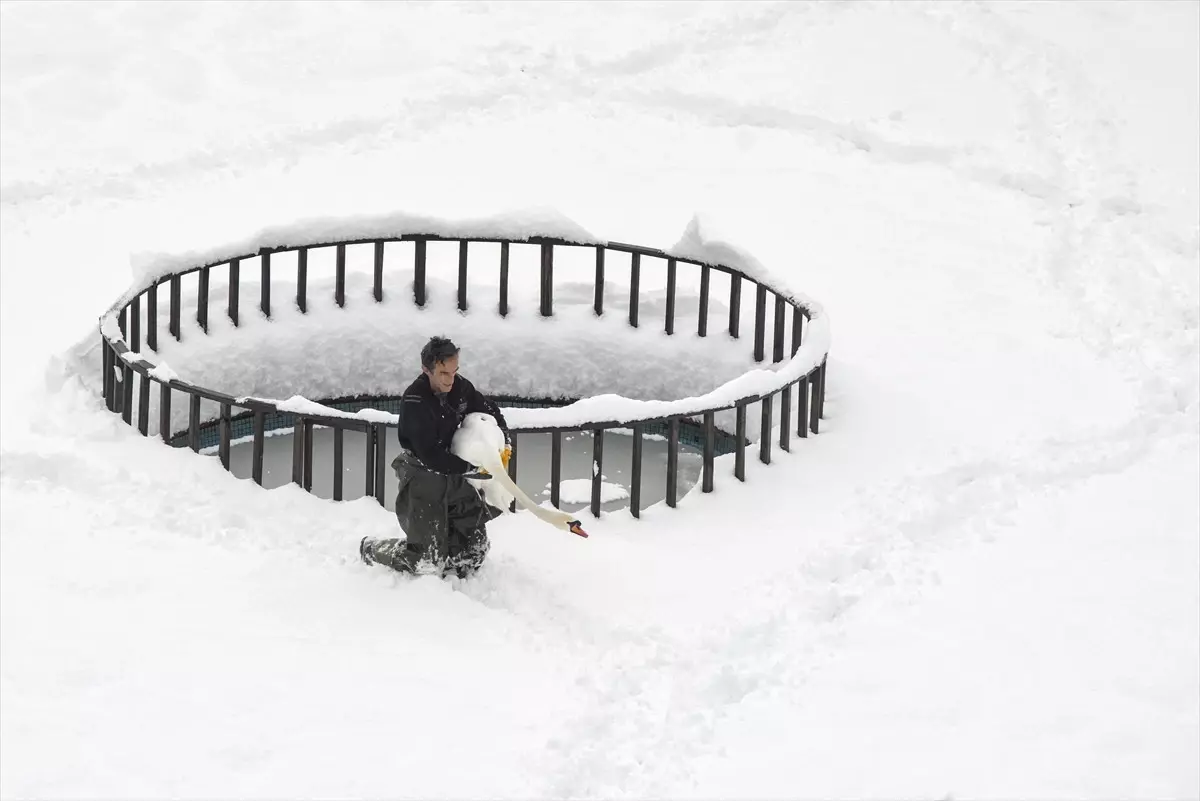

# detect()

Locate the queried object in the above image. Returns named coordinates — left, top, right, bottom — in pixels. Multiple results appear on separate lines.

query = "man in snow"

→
left=359, top=336, right=511, bottom=578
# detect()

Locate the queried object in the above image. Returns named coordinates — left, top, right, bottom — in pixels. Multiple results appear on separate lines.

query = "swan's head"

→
left=538, top=505, right=590, bottom=538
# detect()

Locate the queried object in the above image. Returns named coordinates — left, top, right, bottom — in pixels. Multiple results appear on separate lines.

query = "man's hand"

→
left=500, top=446, right=513, bottom=469
left=462, top=466, right=492, bottom=481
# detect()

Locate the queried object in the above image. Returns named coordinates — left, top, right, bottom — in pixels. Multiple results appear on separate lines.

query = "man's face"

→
left=423, top=353, right=459, bottom=394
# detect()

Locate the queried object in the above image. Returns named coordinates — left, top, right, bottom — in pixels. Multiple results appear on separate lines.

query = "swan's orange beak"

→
left=567, top=520, right=588, bottom=538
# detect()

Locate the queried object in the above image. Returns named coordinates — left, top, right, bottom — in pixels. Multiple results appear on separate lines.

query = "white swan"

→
left=451, top=412, right=589, bottom=538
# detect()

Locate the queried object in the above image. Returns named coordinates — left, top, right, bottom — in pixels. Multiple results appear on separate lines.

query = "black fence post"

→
left=260, top=250, right=271, bottom=319
left=159, top=382, right=172, bottom=444
left=540, top=243, right=554, bottom=318
left=702, top=412, right=715, bottom=493
left=591, top=428, right=604, bottom=518
left=797, top=375, right=809, bottom=439
left=628, top=252, right=640, bottom=328
left=297, top=247, right=308, bottom=313
left=810, top=368, right=821, bottom=434
left=594, top=246, right=605, bottom=316
left=219, top=403, right=231, bottom=470
left=333, top=427, right=344, bottom=501
left=335, top=244, right=346, bottom=308
left=137, top=373, right=150, bottom=436
left=147, top=282, right=158, bottom=351
left=252, top=410, right=266, bottom=485
left=550, top=430, right=562, bottom=508
left=819, top=360, right=828, bottom=420
left=188, top=393, right=201, bottom=453
left=698, top=264, right=710, bottom=337
left=101, top=338, right=113, bottom=410
left=728, top=274, right=741, bottom=338
left=303, top=421, right=314, bottom=492
left=792, top=306, right=804, bottom=355
left=774, top=295, right=786, bottom=363
left=363, top=426, right=375, bottom=499
left=374, top=423, right=387, bottom=507
left=121, top=362, right=133, bottom=425
left=780, top=385, right=792, bottom=452
left=754, top=284, right=767, bottom=363
left=630, top=424, right=643, bottom=518
left=759, top=394, right=773, bottom=465
left=119, top=307, right=126, bottom=340
left=374, top=241, right=385, bottom=303
left=665, top=258, right=676, bottom=335
left=109, top=352, right=120, bottom=415
left=457, top=241, right=468, bottom=311
left=197, top=266, right=210, bottom=333
left=108, top=341, right=120, bottom=412
left=130, top=296, right=141, bottom=353
left=666, top=418, right=679, bottom=508
left=413, top=240, right=426, bottom=308
left=104, top=349, right=120, bottom=411
left=228, top=259, right=240, bottom=327
left=169, top=274, right=181, bottom=341
left=499, top=242, right=509, bottom=317
left=735, top=401, right=747, bottom=481
left=292, top=417, right=305, bottom=486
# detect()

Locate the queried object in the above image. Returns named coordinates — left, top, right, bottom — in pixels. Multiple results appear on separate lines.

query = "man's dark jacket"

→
left=397, top=374, right=509, bottom=474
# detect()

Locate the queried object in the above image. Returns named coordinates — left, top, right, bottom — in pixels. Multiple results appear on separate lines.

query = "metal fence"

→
left=98, top=235, right=829, bottom=519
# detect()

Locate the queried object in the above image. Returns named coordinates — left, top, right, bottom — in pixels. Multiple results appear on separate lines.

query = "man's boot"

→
left=359, top=536, right=374, bottom=566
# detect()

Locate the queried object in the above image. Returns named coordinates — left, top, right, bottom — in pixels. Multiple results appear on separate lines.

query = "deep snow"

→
left=2, top=1, right=1197, bottom=799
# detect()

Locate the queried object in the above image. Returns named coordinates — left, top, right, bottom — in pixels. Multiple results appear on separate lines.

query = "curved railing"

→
left=98, top=234, right=829, bottom=518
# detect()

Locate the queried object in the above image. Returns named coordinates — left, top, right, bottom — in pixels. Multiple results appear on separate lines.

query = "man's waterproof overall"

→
left=362, top=452, right=500, bottom=578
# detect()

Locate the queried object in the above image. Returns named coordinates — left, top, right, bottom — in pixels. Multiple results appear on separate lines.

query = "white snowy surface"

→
left=2, top=2, right=1198, bottom=799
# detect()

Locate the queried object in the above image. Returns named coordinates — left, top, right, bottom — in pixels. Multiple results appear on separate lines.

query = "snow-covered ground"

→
left=2, top=1, right=1197, bottom=798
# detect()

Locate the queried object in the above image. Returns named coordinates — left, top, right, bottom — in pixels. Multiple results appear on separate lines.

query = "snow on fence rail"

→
left=98, top=232, right=829, bottom=519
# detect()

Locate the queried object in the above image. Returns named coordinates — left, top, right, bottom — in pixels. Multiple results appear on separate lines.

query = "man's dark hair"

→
left=421, top=336, right=460, bottom=371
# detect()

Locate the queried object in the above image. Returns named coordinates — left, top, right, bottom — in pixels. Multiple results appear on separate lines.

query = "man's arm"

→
left=399, top=395, right=473, bottom=474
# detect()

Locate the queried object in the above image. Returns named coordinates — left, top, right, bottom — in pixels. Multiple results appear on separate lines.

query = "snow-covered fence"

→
left=98, top=233, right=828, bottom=519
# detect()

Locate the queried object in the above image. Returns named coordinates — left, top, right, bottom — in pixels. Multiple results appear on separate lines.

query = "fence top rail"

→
left=101, top=228, right=829, bottom=436
left=228, top=365, right=819, bottom=435
left=109, top=322, right=823, bottom=434
left=198, top=382, right=810, bottom=439
left=110, top=233, right=819, bottom=317
left=159, top=248, right=771, bottom=304
left=110, top=337, right=272, bottom=411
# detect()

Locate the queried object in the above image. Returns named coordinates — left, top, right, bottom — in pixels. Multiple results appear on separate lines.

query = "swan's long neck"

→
left=477, top=455, right=575, bottom=530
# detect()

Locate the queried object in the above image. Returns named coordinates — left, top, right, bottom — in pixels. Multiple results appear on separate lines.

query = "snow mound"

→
left=545, top=479, right=629, bottom=504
